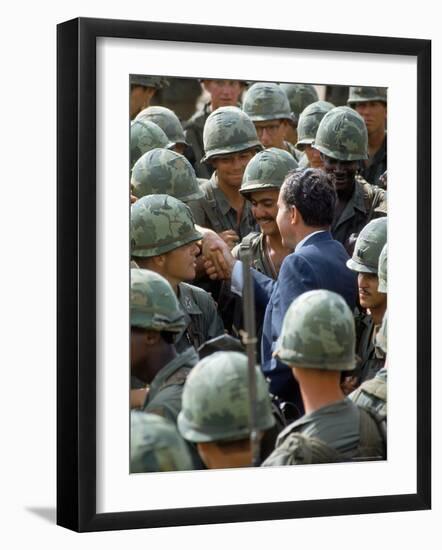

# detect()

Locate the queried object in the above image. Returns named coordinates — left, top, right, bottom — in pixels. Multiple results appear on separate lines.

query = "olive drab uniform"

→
left=143, top=347, right=205, bottom=469
left=175, top=282, right=225, bottom=354
left=188, top=173, right=258, bottom=239
left=350, top=368, right=387, bottom=418
left=262, top=398, right=385, bottom=466
left=331, top=175, right=387, bottom=253
left=284, top=140, right=303, bottom=162
left=232, top=232, right=278, bottom=279
left=354, top=313, right=385, bottom=384
left=360, top=135, right=387, bottom=187
left=184, top=102, right=214, bottom=180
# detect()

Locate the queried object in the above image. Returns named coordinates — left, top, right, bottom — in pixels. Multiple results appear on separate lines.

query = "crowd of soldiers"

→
left=128, top=76, right=388, bottom=472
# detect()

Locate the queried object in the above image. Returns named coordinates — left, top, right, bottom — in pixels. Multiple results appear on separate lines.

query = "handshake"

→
left=200, top=229, right=238, bottom=280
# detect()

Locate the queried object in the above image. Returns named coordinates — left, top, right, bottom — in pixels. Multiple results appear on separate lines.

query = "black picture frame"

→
left=57, top=17, right=431, bottom=532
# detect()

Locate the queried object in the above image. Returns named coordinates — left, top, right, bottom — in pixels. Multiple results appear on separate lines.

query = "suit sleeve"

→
left=278, top=254, right=318, bottom=316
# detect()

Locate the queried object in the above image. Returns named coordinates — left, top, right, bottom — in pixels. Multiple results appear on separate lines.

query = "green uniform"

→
left=350, top=368, right=387, bottom=418
left=331, top=175, right=387, bottom=252
left=184, top=102, right=214, bottom=180
left=176, top=282, right=225, bottom=354
left=188, top=172, right=258, bottom=239
left=143, top=347, right=204, bottom=469
left=284, top=140, right=303, bottom=162
left=263, top=398, right=385, bottom=465
left=232, top=232, right=278, bottom=279
left=361, top=135, right=387, bottom=187
left=355, top=313, right=386, bottom=384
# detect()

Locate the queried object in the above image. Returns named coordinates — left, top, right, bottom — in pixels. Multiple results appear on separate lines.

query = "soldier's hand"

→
left=130, top=387, right=149, bottom=409
left=219, top=230, right=240, bottom=250
left=201, top=233, right=235, bottom=280
left=341, top=375, right=359, bottom=395
left=130, top=194, right=138, bottom=204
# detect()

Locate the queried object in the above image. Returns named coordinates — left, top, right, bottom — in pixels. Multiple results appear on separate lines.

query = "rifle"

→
left=241, top=246, right=261, bottom=467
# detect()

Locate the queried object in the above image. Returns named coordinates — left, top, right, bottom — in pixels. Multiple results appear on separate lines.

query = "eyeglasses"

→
left=255, top=122, right=282, bottom=135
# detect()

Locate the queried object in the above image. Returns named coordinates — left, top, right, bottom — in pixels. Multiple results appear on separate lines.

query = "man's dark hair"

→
left=281, top=168, right=336, bottom=227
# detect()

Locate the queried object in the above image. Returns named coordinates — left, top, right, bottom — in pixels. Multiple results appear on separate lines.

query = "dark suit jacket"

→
left=252, top=230, right=357, bottom=414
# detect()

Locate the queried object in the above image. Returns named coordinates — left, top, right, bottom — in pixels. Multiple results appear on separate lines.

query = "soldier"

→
left=279, top=83, right=319, bottom=146
left=262, top=290, right=385, bottom=466
left=131, top=148, right=203, bottom=203
left=350, top=243, right=388, bottom=417
left=130, top=75, right=168, bottom=120
left=233, top=148, right=298, bottom=279
left=312, top=106, right=387, bottom=253
left=135, top=105, right=188, bottom=155
left=130, top=268, right=204, bottom=468
left=130, top=119, right=170, bottom=169
left=347, top=86, right=387, bottom=186
left=184, top=79, right=246, bottom=179
left=187, top=106, right=262, bottom=246
left=243, top=82, right=299, bottom=160
left=346, top=217, right=387, bottom=386
left=130, top=411, right=194, bottom=473
left=295, top=100, right=334, bottom=169
left=131, top=194, right=224, bottom=354
left=178, top=351, right=275, bottom=468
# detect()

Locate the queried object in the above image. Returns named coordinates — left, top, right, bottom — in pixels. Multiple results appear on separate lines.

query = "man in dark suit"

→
left=203, top=169, right=357, bottom=418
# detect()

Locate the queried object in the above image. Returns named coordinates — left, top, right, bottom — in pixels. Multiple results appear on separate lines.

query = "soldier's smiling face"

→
left=211, top=150, right=256, bottom=188
left=249, top=189, right=280, bottom=236
left=321, top=154, right=358, bottom=196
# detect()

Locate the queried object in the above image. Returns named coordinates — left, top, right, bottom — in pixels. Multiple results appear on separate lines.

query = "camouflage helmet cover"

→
left=130, top=120, right=170, bottom=169
left=178, top=351, right=275, bottom=443
left=135, top=105, right=187, bottom=147
left=130, top=268, right=186, bottom=332
left=275, top=289, right=356, bottom=371
left=130, top=75, right=169, bottom=89
left=201, top=106, right=263, bottom=162
left=131, top=194, right=203, bottom=257
left=131, top=148, right=203, bottom=202
left=312, top=106, right=369, bottom=161
left=375, top=311, right=387, bottom=354
left=131, top=411, right=193, bottom=472
left=239, top=147, right=298, bottom=197
left=347, top=217, right=387, bottom=274
left=296, top=100, right=335, bottom=149
left=243, top=82, right=293, bottom=122
left=279, top=83, right=319, bottom=122
left=378, top=243, right=387, bottom=293
left=347, top=86, right=387, bottom=106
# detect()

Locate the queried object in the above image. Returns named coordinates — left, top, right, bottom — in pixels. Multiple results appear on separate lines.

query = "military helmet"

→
left=131, top=194, right=202, bottom=257
left=131, top=148, right=203, bottom=202
left=296, top=100, right=335, bottom=150
left=275, top=289, right=356, bottom=371
left=131, top=411, right=193, bottom=472
left=239, top=147, right=298, bottom=197
left=375, top=312, right=387, bottom=354
left=313, top=106, right=368, bottom=161
left=135, top=105, right=187, bottom=147
left=279, top=83, right=319, bottom=123
left=178, top=351, right=275, bottom=443
left=201, top=106, right=262, bottom=163
left=130, top=120, right=170, bottom=169
left=130, top=75, right=169, bottom=89
left=130, top=268, right=186, bottom=332
left=346, top=217, right=387, bottom=274
left=243, top=82, right=293, bottom=122
left=378, top=243, right=387, bottom=293
left=347, top=86, right=387, bottom=106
